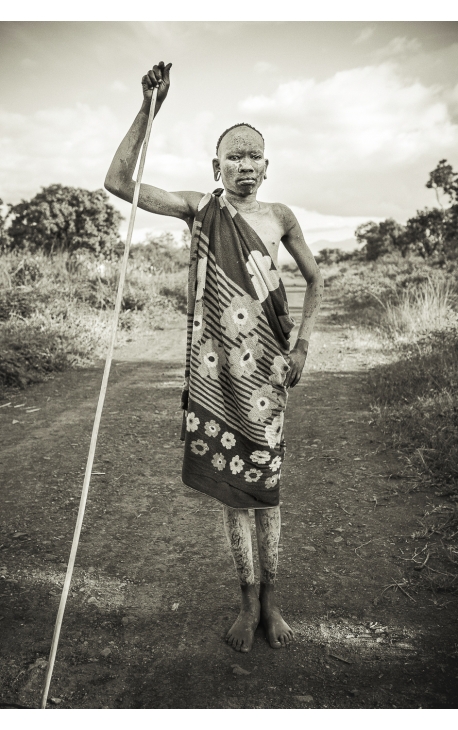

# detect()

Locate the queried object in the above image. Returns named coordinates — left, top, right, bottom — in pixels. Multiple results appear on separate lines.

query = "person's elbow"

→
left=307, top=265, right=324, bottom=290
left=104, top=172, right=121, bottom=198
left=104, top=172, right=131, bottom=201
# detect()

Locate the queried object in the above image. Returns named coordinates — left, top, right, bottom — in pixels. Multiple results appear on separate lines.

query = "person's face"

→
left=212, top=127, right=268, bottom=198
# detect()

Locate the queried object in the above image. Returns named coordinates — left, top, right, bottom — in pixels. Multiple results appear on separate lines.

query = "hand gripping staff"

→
left=40, top=85, right=159, bottom=710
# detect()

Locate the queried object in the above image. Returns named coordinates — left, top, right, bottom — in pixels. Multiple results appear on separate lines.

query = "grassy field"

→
left=319, top=253, right=458, bottom=495
left=2, top=245, right=458, bottom=499
left=0, top=249, right=188, bottom=390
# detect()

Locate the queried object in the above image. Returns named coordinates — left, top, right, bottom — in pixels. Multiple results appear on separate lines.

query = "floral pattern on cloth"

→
left=221, top=293, right=263, bottom=339
left=221, top=431, right=236, bottom=449
left=192, top=300, right=204, bottom=343
left=182, top=191, right=292, bottom=509
left=245, top=468, right=263, bottom=483
left=184, top=411, right=284, bottom=495
left=269, top=354, right=290, bottom=386
left=265, top=473, right=280, bottom=489
left=270, top=455, right=282, bottom=471
left=190, top=439, right=209, bottom=455
left=198, top=337, right=226, bottom=380
left=230, top=455, right=245, bottom=474
left=186, top=412, right=200, bottom=432
left=250, top=450, right=271, bottom=465
left=246, top=250, right=280, bottom=303
left=212, top=453, right=226, bottom=471
left=265, top=413, right=284, bottom=448
left=196, top=256, right=208, bottom=301
left=228, top=334, right=264, bottom=379
left=248, top=384, right=282, bottom=423
left=204, top=420, right=221, bottom=437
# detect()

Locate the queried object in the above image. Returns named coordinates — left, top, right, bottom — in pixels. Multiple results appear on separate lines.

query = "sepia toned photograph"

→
left=1, top=19, right=457, bottom=711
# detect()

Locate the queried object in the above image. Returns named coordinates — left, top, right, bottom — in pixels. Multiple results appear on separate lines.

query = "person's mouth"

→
left=238, top=178, right=256, bottom=184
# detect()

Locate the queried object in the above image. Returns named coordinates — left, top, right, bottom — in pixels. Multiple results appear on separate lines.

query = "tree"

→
left=426, top=159, right=458, bottom=208
left=402, top=207, right=447, bottom=259
left=355, top=218, right=406, bottom=261
left=6, top=184, right=123, bottom=256
left=0, top=198, right=14, bottom=253
left=129, top=231, right=190, bottom=273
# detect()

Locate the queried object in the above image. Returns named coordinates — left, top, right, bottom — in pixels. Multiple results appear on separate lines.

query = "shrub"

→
left=5, top=185, right=123, bottom=256
left=0, top=250, right=189, bottom=390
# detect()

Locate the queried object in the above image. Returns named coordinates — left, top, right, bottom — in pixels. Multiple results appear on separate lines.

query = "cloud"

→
left=0, top=98, right=217, bottom=230
left=374, top=36, right=422, bottom=60
left=354, top=27, right=374, bottom=45
left=289, top=206, right=380, bottom=245
left=238, top=62, right=458, bottom=216
left=0, top=104, right=123, bottom=202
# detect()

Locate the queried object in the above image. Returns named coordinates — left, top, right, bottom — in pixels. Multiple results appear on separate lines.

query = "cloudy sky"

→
left=1, top=21, right=458, bottom=257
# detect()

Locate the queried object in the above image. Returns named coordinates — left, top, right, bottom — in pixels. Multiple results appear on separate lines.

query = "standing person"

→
left=105, top=62, right=323, bottom=653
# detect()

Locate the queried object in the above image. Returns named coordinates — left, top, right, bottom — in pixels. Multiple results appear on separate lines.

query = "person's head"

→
left=212, top=123, right=268, bottom=198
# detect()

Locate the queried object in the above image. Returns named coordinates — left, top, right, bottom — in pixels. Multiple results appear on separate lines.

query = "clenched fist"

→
left=141, top=61, right=172, bottom=111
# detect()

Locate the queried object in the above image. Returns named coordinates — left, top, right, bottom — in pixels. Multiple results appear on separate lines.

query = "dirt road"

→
left=1, top=284, right=457, bottom=709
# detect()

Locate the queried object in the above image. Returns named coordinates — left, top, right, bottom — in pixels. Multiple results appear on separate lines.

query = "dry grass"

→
left=322, top=254, right=458, bottom=494
left=378, top=278, right=455, bottom=339
left=0, top=250, right=188, bottom=390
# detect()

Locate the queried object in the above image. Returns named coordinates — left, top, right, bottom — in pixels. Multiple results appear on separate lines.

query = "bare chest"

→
left=237, top=207, right=284, bottom=267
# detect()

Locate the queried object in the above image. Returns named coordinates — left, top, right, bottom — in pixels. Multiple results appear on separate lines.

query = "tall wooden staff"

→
left=40, top=85, right=160, bottom=710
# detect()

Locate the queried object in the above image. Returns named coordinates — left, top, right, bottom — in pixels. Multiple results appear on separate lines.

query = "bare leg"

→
left=255, top=506, right=293, bottom=649
left=222, top=506, right=260, bottom=653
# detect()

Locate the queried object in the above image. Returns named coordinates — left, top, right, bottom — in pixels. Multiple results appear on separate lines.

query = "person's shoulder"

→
left=267, top=202, right=298, bottom=232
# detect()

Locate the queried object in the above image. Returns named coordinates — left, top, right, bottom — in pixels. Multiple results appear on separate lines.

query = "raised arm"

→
left=104, top=62, right=203, bottom=229
left=276, top=204, right=324, bottom=388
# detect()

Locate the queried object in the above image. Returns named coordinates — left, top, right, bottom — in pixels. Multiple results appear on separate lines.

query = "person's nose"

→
left=239, top=156, right=254, bottom=172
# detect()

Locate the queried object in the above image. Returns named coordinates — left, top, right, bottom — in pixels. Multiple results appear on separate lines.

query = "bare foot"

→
left=226, top=584, right=260, bottom=653
left=259, top=582, right=293, bottom=649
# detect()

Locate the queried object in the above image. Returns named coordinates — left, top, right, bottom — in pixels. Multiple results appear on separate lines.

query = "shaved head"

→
left=216, top=123, right=264, bottom=155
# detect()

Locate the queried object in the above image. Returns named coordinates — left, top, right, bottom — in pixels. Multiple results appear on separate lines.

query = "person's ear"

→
left=264, top=158, right=269, bottom=180
left=212, top=157, right=221, bottom=182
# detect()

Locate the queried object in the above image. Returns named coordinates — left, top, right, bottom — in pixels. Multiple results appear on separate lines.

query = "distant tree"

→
left=181, top=227, right=191, bottom=248
left=0, top=198, right=14, bottom=252
left=426, top=159, right=458, bottom=208
left=5, top=184, right=123, bottom=256
left=352, top=160, right=458, bottom=262
left=444, top=204, right=458, bottom=257
left=314, top=248, right=359, bottom=266
left=355, top=218, right=406, bottom=261
left=401, top=207, right=447, bottom=259
left=129, top=231, right=189, bottom=272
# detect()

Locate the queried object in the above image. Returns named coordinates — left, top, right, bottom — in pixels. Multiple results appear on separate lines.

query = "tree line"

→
left=1, top=160, right=457, bottom=263
left=355, top=159, right=458, bottom=261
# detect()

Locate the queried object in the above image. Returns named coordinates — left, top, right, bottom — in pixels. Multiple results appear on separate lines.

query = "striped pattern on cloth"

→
left=181, top=189, right=295, bottom=509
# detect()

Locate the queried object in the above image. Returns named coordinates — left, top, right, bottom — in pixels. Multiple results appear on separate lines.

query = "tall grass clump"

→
left=0, top=248, right=188, bottom=391
left=322, top=252, right=458, bottom=491
left=369, top=323, right=458, bottom=488
left=378, top=277, right=456, bottom=339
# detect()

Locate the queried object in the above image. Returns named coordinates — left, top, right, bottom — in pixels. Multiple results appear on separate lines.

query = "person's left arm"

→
left=275, top=203, right=324, bottom=388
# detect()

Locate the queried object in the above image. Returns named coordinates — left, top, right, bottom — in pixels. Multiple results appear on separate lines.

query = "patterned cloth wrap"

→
left=181, top=189, right=295, bottom=509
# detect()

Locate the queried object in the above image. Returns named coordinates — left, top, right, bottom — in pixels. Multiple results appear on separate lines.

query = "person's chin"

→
left=237, top=181, right=259, bottom=195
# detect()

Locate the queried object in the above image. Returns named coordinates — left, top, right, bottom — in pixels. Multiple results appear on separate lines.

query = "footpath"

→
left=0, top=284, right=457, bottom=708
